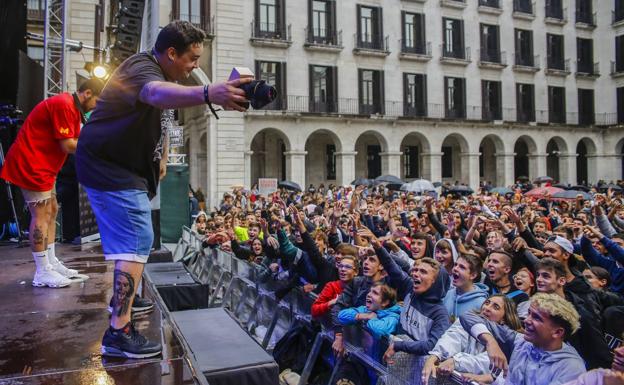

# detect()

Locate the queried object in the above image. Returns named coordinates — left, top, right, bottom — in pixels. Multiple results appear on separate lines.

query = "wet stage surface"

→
left=0, top=243, right=197, bottom=385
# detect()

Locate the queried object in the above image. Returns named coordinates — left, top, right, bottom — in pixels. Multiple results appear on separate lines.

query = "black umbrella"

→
left=374, top=175, right=404, bottom=185
left=553, top=183, right=570, bottom=189
left=533, top=176, right=554, bottom=184
left=442, top=185, right=474, bottom=196
left=433, top=182, right=443, bottom=188
left=569, top=185, right=591, bottom=192
left=516, top=176, right=530, bottom=182
left=596, top=183, right=623, bottom=192
left=552, top=190, right=592, bottom=200
left=351, top=178, right=372, bottom=187
left=386, top=183, right=404, bottom=191
left=278, top=180, right=302, bottom=192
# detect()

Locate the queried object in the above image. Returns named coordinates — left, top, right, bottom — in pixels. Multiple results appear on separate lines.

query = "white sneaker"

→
left=50, top=262, right=79, bottom=278
left=32, top=266, right=72, bottom=288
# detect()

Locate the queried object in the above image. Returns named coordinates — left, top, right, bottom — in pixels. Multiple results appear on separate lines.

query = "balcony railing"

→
left=245, top=95, right=615, bottom=126
left=178, top=14, right=214, bottom=35
left=305, top=27, right=342, bottom=47
left=354, top=33, right=389, bottom=52
left=614, top=9, right=624, bottom=24
left=513, top=0, right=534, bottom=15
left=400, top=40, right=430, bottom=55
left=545, top=5, right=565, bottom=20
left=514, top=54, right=539, bottom=68
left=576, top=61, right=600, bottom=76
left=611, top=60, right=624, bottom=75
left=251, top=20, right=291, bottom=42
left=479, top=49, right=506, bottom=65
left=576, top=11, right=596, bottom=26
left=547, top=57, right=570, bottom=72
left=479, top=0, right=500, bottom=8
left=441, top=45, right=470, bottom=61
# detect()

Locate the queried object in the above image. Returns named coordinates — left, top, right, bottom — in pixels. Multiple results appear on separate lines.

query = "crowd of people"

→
left=193, top=181, right=624, bottom=385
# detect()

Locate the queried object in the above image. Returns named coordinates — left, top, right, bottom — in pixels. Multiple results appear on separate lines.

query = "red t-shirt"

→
left=0, top=93, right=81, bottom=191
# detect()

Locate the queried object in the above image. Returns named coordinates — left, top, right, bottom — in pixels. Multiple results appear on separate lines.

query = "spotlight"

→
left=93, top=65, right=108, bottom=79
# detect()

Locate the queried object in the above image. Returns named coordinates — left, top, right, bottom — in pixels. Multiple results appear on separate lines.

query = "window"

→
left=403, top=73, right=427, bottom=117
left=254, top=0, right=285, bottom=38
left=616, top=0, right=624, bottom=24
left=255, top=60, right=287, bottom=109
left=482, top=80, right=502, bottom=120
left=367, top=145, right=381, bottom=178
left=308, top=0, right=336, bottom=44
left=445, top=77, right=466, bottom=119
left=443, top=18, right=465, bottom=59
left=309, top=65, right=337, bottom=112
left=618, top=87, right=624, bottom=124
left=326, top=144, right=336, bottom=180
left=27, top=45, right=44, bottom=64
left=442, top=146, right=453, bottom=178
left=515, top=29, right=534, bottom=66
left=480, top=24, right=500, bottom=63
left=358, top=69, right=384, bottom=114
left=514, top=0, right=533, bottom=14
left=516, top=83, right=535, bottom=122
left=576, top=38, right=594, bottom=74
left=479, top=0, right=500, bottom=8
left=357, top=5, right=383, bottom=50
left=173, top=0, right=209, bottom=30
left=27, top=0, right=45, bottom=20
left=578, top=89, right=594, bottom=125
left=616, top=35, right=624, bottom=73
left=547, top=33, right=565, bottom=70
left=401, top=12, right=425, bottom=54
left=404, top=146, right=420, bottom=178
left=545, top=0, right=563, bottom=19
left=576, top=0, right=593, bottom=24
left=548, top=86, right=566, bottom=123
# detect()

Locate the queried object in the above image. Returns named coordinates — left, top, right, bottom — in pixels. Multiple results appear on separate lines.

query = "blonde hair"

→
left=530, top=293, right=580, bottom=337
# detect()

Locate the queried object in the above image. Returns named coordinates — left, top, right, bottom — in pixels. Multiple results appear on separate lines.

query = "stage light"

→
left=92, top=65, right=108, bottom=79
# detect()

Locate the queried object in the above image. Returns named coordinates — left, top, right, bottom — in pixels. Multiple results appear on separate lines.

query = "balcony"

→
left=250, top=21, right=292, bottom=48
left=304, top=28, right=343, bottom=52
left=575, top=61, right=600, bottom=78
left=513, top=54, right=540, bottom=72
left=611, top=61, right=624, bottom=78
left=613, top=9, right=624, bottom=27
left=478, top=0, right=503, bottom=15
left=513, top=0, right=535, bottom=20
left=440, top=45, right=471, bottom=65
left=177, top=14, right=215, bottom=37
left=399, top=41, right=432, bottom=61
left=478, top=50, right=507, bottom=69
left=27, top=0, right=44, bottom=22
left=545, top=6, right=567, bottom=25
left=440, top=0, right=466, bottom=9
left=545, top=58, right=570, bottom=76
left=575, top=12, right=596, bottom=30
left=244, top=95, right=616, bottom=126
left=353, top=34, right=390, bottom=57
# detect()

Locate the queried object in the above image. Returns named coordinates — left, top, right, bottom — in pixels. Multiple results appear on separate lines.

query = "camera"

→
left=229, top=67, right=277, bottom=110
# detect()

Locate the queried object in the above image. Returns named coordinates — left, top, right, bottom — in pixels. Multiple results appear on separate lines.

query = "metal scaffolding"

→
left=43, top=0, right=67, bottom=97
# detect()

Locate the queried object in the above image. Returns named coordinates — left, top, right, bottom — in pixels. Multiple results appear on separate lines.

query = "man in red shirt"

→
left=1, top=78, right=104, bottom=288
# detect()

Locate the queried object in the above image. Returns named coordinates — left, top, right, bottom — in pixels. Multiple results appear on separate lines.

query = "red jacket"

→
left=311, top=280, right=344, bottom=319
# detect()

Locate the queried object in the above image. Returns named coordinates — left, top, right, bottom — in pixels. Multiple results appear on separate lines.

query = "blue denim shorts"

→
left=84, top=188, right=153, bottom=263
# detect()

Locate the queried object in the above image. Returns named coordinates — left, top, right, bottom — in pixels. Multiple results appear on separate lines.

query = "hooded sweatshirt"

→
left=434, top=238, right=458, bottom=277
left=459, top=311, right=586, bottom=385
left=443, top=283, right=489, bottom=320
left=338, top=304, right=402, bottom=339
left=393, top=268, right=451, bottom=355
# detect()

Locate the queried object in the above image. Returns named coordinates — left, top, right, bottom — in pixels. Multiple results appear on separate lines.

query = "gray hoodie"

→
left=459, top=311, right=586, bottom=385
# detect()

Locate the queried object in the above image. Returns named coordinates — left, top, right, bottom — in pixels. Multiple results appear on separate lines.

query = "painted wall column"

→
left=244, top=150, right=253, bottom=188
left=460, top=152, right=481, bottom=192
left=335, top=151, right=357, bottom=187
left=528, top=152, right=548, bottom=181
left=285, top=150, right=307, bottom=190
left=421, top=152, right=443, bottom=183
left=558, top=152, right=577, bottom=186
left=380, top=151, right=402, bottom=177
left=495, top=153, right=516, bottom=187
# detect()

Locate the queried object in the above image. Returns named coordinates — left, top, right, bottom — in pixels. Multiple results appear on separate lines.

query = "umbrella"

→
left=442, top=185, right=474, bottom=196
left=551, top=190, right=592, bottom=200
left=553, top=183, right=570, bottom=189
left=490, top=187, right=513, bottom=195
left=570, top=185, right=591, bottom=192
left=525, top=186, right=564, bottom=198
left=278, top=180, right=302, bottom=192
left=401, top=179, right=435, bottom=194
left=351, top=178, right=372, bottom=187
left=596, top=183, right=623, bottom=192
left=386, top=183, right=404, bottom=191
left=533, top=176, right=554, bottom=184
left=516, top=176, right=530, bottom=182
left=374, top=175, right=404, bottom=185
left=433, top=182, right=443, bottom=188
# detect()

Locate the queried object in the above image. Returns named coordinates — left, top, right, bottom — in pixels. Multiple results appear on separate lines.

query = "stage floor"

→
left=0, top=242, right=197, bottom=385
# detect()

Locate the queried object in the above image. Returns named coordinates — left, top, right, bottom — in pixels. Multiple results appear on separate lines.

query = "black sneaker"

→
left=108, top=294, right=155, bottom=315
left=101, top=322, right=162, bottom=358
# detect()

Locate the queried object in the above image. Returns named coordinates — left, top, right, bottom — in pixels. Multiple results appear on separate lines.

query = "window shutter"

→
left=255, top=60, right=261, bottom=79
left=444, top=77, right=449, bottom=115
left=172, top=0, right=180, bottom=19
left=309, top=65, right=314, bottom=102
left=401, top=11, right=406, bottom=49
left=330, top=0, right=337, bottom=43
left=307, top=0, right=313, bottom=41
left=254, top=0, right=260, bottom=35
left=422, top=74, right=428, bottom=115
left=358, top=69, right=363, bottom=108
left=460, top=78, right=466, bottom=117
left=419, top=14, right=425, bottom=50
left=281, top=62, right=287, bottom=109
left=482, top=80, right=488, bottom=117
left=377, top=7, right=384, bottom=49
left=356, top=5, right=362, bottom=44
left=458, top=20, right=464, bottom=55
left=528, top=31, right=533, bottom=58
left=331, top=66, right=338, bottom=109
left=379, top=70, right=385, bottom=114
left=201, top=0, right=210, bottom=29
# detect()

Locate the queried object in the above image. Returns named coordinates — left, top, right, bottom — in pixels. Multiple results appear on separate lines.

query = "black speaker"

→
left=118, top=14, right=142, bottom=36
left=110, top=0, right=145, bottom=65
left=119, top=0, right=144, bottom=18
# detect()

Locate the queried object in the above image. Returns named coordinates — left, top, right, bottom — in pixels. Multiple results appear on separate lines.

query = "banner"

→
left=258, top=178, right=278, bottom=196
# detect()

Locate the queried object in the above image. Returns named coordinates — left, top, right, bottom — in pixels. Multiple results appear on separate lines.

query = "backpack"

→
left=272, top=322, right=317, bottom=373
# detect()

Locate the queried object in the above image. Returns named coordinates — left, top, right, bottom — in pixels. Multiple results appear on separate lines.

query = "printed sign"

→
left=258, top=178, right=278, bottom=196
left=169, top=125, right=184, bottom=148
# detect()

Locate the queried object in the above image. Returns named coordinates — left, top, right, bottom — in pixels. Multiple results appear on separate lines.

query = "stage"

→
left=0, top=242, right=200, bottom=385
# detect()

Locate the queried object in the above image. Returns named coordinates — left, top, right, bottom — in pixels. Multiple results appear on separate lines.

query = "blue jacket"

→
left=338, top=305, right=401, bottom=339
left=443, top=283, right=489, bottom=320
left=459, top=311, right=586, bottom=385
left=580, top=236, right=624, bottom=294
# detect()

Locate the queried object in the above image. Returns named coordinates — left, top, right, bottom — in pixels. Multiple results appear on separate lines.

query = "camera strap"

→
left=72, top=92, right=87, bottom=124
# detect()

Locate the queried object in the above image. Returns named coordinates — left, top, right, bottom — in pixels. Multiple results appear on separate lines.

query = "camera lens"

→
left=239, top=80, right=278, bottom=110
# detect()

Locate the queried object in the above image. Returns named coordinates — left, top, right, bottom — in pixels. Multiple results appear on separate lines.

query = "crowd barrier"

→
left=173, top=227, right=480, bottom=385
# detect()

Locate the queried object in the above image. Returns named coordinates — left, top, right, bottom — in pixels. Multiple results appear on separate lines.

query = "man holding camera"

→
left=75, top=21, right=250, bottom=358
left=0, top=78, right=104, bottom=288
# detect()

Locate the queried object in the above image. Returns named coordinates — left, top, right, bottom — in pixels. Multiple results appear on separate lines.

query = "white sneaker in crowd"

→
left=32, top=266, right=72, bottom=288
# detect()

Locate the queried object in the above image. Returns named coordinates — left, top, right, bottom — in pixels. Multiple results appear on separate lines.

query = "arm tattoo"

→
left=32, top=226, right=45, bottom=246
left=112, top=269, right=135, bottom=317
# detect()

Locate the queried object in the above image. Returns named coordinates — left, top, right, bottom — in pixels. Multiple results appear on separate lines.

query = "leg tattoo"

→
left=32, top=226, right=45, bottom=247
left=112, top=269, right=135, bottom=317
